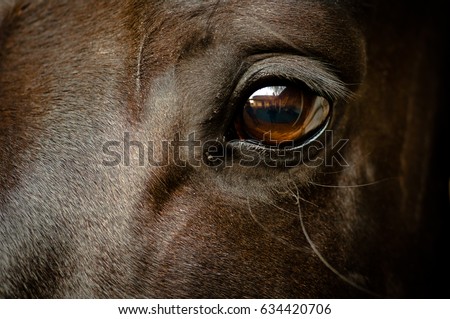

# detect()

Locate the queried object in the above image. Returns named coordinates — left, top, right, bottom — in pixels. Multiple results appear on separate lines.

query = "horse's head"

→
left=0, top=0, right=448, bottom=297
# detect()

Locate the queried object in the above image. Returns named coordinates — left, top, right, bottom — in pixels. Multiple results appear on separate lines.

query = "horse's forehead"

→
left=125, top=1, right=366, bottom=84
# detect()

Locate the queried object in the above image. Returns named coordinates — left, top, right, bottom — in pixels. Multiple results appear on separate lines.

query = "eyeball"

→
left=234, top=85, right=331, bottom=147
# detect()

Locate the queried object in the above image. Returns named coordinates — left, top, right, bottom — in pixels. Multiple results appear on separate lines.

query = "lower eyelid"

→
left=223, top=123, right=327, bottom=168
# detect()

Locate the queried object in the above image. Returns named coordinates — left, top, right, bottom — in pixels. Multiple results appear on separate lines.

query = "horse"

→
left=0, top=0, right=448, bottom=298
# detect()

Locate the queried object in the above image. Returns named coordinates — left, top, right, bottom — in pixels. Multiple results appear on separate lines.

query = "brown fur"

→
left=0, top=0, right=448, bottom=298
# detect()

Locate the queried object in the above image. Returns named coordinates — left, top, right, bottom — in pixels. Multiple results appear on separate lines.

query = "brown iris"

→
left=235, top=85, right=330, bottom=146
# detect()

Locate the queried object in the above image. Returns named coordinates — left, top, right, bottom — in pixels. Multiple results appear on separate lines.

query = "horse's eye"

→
left=234, top=85, right=331, bottom=147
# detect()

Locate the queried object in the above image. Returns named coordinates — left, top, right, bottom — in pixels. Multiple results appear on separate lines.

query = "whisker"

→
left=290, top=182, right=382, bottom=297
left=308, top=178, right=394, bottom=189
left=272, top=194, right=319, bottom=209
left=269, top=202, right=298, bottom=216
left=318, top=166, right=353, bottom=175
left=246, top=197, right=308, bottom=253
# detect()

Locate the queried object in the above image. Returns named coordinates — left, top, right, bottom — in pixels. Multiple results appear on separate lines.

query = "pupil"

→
left=244, top=104, right=301, bottom=124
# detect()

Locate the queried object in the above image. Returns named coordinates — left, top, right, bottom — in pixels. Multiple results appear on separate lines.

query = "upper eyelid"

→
left=234, top=55, right=353, bottom=103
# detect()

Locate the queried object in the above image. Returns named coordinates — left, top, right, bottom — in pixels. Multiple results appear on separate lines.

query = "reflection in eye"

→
left=234, top=85, right=330, bottom=146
